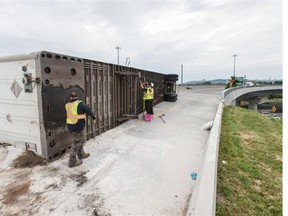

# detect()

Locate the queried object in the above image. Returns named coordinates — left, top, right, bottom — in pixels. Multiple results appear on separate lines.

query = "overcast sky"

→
left=0, top=0, right=282, bottom=81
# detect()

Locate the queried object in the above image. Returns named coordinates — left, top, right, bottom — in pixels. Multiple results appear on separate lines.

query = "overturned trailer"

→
left=0, top=51, right=177, bottom=160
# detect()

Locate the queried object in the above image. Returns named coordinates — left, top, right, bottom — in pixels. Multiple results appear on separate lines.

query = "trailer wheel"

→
left=165, top=97, right=177, bottom=102
left=164, top=93, right=177, bottom=102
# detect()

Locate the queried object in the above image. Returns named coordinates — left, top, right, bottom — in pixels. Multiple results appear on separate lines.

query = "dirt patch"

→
left=217, top=194, right=229, bottom=205
left=0, top=142, right=13, bottom=147
left=2, top=181, right=30, bottom=205
left=182, top=193, right=192, bottom=216
left=12, top=150, right=48, bottom=168
left=275, top=155, right=282, bottom=162
left=93, top=208, right=111, bottom=216
left=70, top=171, right=88, bottom=187
left=239, top=131, right=257, bottom=141
left=253, top=179, right=262, bottom=192
left=238, top=131, right=258, bottom=149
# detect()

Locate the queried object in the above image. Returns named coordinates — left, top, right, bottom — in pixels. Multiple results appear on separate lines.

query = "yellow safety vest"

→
left=65, top=100, right=86, bottom=124
left=143, top=87, right=154, bottom=100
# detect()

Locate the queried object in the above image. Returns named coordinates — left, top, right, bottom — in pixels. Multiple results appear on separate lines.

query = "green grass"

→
left=216, top=106, right=282, bottom=216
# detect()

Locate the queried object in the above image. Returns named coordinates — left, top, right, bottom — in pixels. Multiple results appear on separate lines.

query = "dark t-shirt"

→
left=67, top=99, right=95, bottom=132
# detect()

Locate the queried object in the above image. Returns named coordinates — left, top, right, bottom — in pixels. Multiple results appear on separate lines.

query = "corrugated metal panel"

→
left=83, top=60, right=113, bottom=138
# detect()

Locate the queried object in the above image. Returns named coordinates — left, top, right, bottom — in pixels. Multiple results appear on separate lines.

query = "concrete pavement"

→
left=59, top=85, right=223, bottom=215
left=0, top=85, right=224, bottom=216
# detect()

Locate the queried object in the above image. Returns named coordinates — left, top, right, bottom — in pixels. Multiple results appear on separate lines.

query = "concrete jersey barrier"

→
left=186, top=101, right=224, bottom=216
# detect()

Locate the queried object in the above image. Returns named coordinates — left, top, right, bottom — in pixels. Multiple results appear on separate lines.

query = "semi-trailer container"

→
left=0, top=51, right=169, bottom=160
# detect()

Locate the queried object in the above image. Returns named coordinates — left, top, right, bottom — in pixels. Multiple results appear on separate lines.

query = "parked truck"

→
left=225, top=76, right=247, bottom=89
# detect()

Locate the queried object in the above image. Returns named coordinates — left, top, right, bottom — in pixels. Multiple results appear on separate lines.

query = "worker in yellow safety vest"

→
left=229, top=76, right=236, bottom=88
left=65, top=91, right=96, bottom=167
left=140, top=82, right=154, bottom=116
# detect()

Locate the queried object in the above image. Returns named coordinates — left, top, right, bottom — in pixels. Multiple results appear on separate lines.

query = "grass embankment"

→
left=216, top=106, right=282, bottom=215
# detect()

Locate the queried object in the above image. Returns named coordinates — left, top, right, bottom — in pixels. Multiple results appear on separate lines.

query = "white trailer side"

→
left=0, top=52, right=45, bottom=155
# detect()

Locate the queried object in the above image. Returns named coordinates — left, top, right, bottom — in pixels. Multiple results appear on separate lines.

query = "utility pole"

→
left=232, top=54, right=237, bottom=77
left=116, top=46, right=121, bottom=65
left=181, top=64, right=183, bottom=85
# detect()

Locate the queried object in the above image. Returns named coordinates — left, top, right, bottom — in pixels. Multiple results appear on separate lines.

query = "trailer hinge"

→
left=22, top=73, right=41, bottom=93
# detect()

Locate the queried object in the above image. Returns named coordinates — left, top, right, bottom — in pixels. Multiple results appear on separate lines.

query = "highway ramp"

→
left=0, top=85, right=223, bottom=216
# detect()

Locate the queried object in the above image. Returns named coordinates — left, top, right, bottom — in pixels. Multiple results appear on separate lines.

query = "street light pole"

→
left=181, top=64, right=183, bottom=85
left=116, top=46, right=121, bottom=65
left=232, top=54, right=237, bottom=77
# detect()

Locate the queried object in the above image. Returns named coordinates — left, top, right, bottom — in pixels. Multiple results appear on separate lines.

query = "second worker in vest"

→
left=65, top=91, right=96, bottom=167
left=140, top=82, right=154, bottom=118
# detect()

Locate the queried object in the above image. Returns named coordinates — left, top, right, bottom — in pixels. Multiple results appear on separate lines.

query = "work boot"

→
left=69, top=159, right=82, bottom=167
left=78, top=152, right=90, bottom=159
left=78, top=147, right=90, bottom=159
left=69, top=154, right=82, bottom=167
